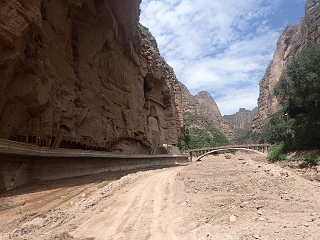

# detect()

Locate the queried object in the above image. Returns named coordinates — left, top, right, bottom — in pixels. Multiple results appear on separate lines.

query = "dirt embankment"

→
left=1, top=152, right=320, bottom=240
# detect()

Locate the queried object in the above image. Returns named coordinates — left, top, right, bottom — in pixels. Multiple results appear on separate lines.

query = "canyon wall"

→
left=0, top=0, right=183, bottom=154
left=180, top=82, right=233, bottom=140
left=224, top=107, right=258, bottom=131
left=252, top=0, right=320, bottom=131
left=139, top=24, right=184, bottom=148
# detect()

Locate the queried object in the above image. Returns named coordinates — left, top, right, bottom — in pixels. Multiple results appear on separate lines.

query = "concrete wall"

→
left=0, top=139, right=189, bottom=191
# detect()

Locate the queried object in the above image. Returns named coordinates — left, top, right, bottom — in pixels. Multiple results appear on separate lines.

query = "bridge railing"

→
left=184, top=144, right=271, bottom=153
left=184, top=144, right=271, bottom=161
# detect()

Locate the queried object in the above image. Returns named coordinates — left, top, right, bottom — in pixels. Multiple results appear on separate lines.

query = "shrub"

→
left=267, top=144, right=287, bottom=163
left=306, top=153, right=320, bottom=164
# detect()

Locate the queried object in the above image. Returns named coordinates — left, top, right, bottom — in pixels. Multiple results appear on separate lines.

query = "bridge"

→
left=184, top=144, right=271, bottom=162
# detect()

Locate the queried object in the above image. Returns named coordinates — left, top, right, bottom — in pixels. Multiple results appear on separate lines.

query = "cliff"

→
left=139, top=24, right=184, bottom=148
left=0, top=0, right=184, bottom=154
left=180, top=82, right=233, bottom=143
left=252, top=0, right=320, bottom=131
left=224, top=107, right=258, bottom=131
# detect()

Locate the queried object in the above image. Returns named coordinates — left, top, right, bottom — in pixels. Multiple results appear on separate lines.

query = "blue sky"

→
left=139, top=0, right=307, bottom=115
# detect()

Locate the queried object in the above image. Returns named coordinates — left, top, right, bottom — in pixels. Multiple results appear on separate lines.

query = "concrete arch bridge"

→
left=184, top=144, right=271, bottom=162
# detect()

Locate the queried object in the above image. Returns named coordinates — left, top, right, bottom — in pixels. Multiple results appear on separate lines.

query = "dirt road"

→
left=1, top=151, right=320, bottom=239
left=71, top=166, right=188, bottom=240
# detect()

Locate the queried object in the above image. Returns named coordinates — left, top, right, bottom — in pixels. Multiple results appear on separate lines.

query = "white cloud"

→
left=216, top=86, right=259, bottom=116
left=139, top=0, right=303, bottom=115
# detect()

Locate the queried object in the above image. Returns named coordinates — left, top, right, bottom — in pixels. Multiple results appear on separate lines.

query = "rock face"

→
left=0, top=0, right=183, bottom=154
left=139, top=24, right=184, bottom=149
left=180, top=82, right=233, bottom=139
left=224, top=107, right=258, bottom=131
left=252, top=0, right=320, bottom=131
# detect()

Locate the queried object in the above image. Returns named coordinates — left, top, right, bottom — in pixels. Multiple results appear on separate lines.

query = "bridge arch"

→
left=195, top=148, right=267, bottom=161
left=184, top=144, right=270, bottom=162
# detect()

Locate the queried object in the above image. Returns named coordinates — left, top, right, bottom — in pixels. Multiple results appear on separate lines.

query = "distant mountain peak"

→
left=179, top=82, right=233, bottom=140
left=223, top=107, right=258, bottom=131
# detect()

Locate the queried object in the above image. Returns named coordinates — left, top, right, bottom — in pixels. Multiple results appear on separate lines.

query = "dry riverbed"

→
left=1, top=151, right=320, bottom=239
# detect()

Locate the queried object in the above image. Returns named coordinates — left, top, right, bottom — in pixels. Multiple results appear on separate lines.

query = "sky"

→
left=139, top=0, right=307, bottom=115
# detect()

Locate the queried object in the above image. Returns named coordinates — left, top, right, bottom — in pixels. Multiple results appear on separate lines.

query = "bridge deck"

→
left=184, top=144, right=271, bottom=153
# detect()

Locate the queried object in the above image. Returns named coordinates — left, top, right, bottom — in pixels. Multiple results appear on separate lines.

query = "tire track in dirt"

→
left=70, top=166, right=187, bottom=240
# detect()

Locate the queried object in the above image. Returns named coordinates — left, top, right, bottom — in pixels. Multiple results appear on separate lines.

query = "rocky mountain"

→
left=180, top=83, right=233, bottom=139
left=179, top=82, right=232, bottom=149
left=224, top=107, right=258, bottom=131
left=0, top=0, right=183, bottom=154
left=252, top=0, right=320, bottom=131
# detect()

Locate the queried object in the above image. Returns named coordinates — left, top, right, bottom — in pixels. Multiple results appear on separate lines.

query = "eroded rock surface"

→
left=0, top=0, right=183, bottom=154
left=180, top=82, right=233, bottom=139
left=252, top=0, right=320, bottom=131
left=224, top=107, right=258, bottom=131
left=139, top=24, right=184, bottom=149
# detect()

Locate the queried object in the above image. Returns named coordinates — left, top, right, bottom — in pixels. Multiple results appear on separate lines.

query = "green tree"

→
left=267, top=110, right=294, bottom=145
left=272, top=44, right=320, bottom=150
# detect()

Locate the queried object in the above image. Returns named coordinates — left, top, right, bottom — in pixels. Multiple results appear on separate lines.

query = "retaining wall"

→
left=0, top=139, right=189, bottom=191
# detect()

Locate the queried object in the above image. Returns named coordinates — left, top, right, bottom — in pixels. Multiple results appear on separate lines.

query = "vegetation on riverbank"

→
left=267, top=44, right=320, bottom=162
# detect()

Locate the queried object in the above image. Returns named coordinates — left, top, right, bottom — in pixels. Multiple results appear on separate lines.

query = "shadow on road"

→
left=0, top=164, right=187, bottom=198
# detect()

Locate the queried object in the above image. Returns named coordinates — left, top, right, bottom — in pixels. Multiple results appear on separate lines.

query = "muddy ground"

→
left=1, top=151, right=320, bottom=239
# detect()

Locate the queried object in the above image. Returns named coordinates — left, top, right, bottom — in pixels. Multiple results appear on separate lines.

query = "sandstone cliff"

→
left=139, top=24, right=184, bottom=148
left=252, top=0, right=320, bottom=131
left=0, top=0, right=183, bottom=154
left=180, top=82, right=233, bottom=141
left=224, top=107, right=258, bottom=131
